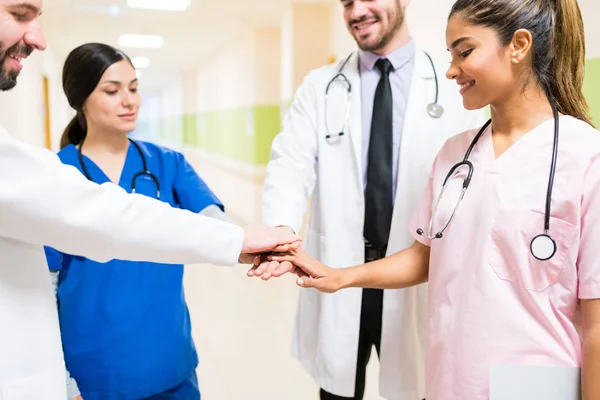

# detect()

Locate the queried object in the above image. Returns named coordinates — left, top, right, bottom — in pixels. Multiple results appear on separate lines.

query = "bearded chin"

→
left=355, top=6, right=404, bottom=52
left=0, top=60, right=19, bottom=91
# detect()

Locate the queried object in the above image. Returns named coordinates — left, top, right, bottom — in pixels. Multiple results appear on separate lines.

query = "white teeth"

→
left=355, top=21, right=374, bottom=30
left=460, top=81, right=474, bottom=89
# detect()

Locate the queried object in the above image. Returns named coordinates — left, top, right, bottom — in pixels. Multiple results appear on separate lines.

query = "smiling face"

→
left=83, top=60, right=141, bottom=135
left=445, top=14, right=517, bottom=110
left=0, top=0, right=47, bottom=90
left=341, top=0, right=409, bottom=55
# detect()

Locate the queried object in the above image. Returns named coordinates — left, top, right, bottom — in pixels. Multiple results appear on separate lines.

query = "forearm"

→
left=341, top=242, right=430, bottom=290
left=0, top=132, right=243, bottom=266
left=582, top=328, right=600, bottom=400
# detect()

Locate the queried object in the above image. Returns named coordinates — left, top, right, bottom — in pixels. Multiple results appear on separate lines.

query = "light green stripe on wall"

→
left=254, top=106, right=282, bottom=164
left=183, top=114, right=197, bottom=147
left=181, top=105, right=281, bottom=165
left=161, top=116, right=184, bottom=143
left=137, top=59, right=599, bottom=165
left=584, top=58, right=600, bottom=127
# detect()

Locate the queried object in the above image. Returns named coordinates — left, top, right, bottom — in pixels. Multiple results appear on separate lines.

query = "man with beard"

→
left=0, top=1, right=300, bottom=399
left=251, top=0, right=485, bottom=399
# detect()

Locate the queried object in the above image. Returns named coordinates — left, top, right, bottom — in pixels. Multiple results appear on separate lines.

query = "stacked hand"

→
left=238, top=225, right=303, bottom=264
left=245, top=231, right=343, bottom=293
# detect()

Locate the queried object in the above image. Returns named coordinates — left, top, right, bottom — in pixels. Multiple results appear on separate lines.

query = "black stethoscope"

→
left=324, top=51, right=443, bottom=140
left=416, top=105, right=560, bottom=261
left=78, top=138, right=161, bottom=199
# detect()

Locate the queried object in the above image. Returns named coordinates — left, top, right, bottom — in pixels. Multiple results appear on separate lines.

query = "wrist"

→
left=333, top=267, right=353, bottom=291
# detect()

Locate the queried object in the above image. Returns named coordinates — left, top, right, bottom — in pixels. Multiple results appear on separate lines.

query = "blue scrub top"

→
left=45, top=140, right=222, bottom=400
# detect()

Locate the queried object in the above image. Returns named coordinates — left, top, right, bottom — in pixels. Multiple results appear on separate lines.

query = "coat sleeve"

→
left=0, top=128, right=243, bottom=266
left=261, top=75, right=319, bottom=233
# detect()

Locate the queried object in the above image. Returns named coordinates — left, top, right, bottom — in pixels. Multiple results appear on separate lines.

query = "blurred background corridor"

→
left=1, top=0, right=599, bottom=398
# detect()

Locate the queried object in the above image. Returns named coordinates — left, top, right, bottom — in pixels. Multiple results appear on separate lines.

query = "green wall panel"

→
left=253, top=105, right=281, bottom=164
left=202, top=108, right=255, bottom=164
left=584, top=58, right=600, bottom=128
left=188, top=105, right=281, bottom=165
left=161, top=116, right=183, bottom=143
left=136, top=59, right=598, bottom=165
left=183, top=114, right=197, bottom=147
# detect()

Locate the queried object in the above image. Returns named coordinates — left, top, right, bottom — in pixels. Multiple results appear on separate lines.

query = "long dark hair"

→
left=449, top=0, right=592, bottom=126
left=60, top=43, right=134, bottom=149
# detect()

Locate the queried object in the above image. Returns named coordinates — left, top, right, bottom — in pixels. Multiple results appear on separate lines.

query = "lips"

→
left=119, top=113, right=137, bottom=121
left=352, top=19, right=377, bottom=35
left=458, top=80, right=475, bottom=94
left=5, top=53, right=25, bottom=71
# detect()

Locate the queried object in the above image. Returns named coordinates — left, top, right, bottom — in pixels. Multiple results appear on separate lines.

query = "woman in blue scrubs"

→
left=45, top=43, right=227, bottom=400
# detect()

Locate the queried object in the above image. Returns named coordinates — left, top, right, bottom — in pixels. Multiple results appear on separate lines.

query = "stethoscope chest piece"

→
left=530, top=233, right=557, bottom=261
left=427, top=103, right=444, bottom=119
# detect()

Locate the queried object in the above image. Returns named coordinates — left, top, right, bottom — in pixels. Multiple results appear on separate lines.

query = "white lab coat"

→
left=0, top=126, right=243, bottom=400
left=262, top=48, right=485, bottom=399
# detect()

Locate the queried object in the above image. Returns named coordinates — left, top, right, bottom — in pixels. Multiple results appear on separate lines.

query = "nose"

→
left=446, top=59, right=460, bottom=81
left=349, top=1, right=369, bottom=20
left=121, top=91, right=136, bottom=108
left=23, top=20, right=47, bottom=51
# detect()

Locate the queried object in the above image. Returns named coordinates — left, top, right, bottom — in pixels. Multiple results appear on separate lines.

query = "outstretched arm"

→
left=0, top=129, right=298, bottom=266
left=263, top=240, right=430, bottom=293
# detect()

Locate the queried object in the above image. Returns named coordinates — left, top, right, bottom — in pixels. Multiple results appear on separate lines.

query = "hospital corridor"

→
left=0, top=0, right=599, bottom=399
left=180, top=145, right=384, bottom=399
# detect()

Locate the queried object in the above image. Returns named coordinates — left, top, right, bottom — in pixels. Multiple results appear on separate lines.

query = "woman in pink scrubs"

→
left=257, top=0, right=600, bottom=398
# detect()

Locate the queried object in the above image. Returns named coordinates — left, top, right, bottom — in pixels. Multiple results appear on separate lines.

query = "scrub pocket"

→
left=489, top=209, right=578, bottom=292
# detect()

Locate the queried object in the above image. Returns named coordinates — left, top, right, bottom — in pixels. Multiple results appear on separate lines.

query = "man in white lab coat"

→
left=252, top=0, right=485, bottom=399
left=0, top=1, right=299, bottom=399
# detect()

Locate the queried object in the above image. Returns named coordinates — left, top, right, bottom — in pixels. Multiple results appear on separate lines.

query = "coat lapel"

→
left=344, top=52, right=364, bottom=185
left=398, top=47, right=436, bottom=162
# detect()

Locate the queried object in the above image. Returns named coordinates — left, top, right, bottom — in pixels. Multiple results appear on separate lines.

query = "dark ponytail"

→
left=59, top=42, right=134, bottom=149
left=449, top=0, right=592, bottom=126
left=550, top=0, right=589, bottom=125
left=60, top=112, right=87, bottom=149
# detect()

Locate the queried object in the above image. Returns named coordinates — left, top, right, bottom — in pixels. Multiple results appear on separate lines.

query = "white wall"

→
left=329, top=1, right=357, bottom=60
left=0, top=47, right=70, bottom=150
left=328, top=0, right=600, bottom=61
left=197, top=31, right=256, bottom=112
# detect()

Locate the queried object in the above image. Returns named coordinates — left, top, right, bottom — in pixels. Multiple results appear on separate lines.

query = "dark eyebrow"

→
left=448, top=36, right=473, bottom=50
left=101, top=79, right=138, bottom=85
left=11, top=3, right=42, bottom=16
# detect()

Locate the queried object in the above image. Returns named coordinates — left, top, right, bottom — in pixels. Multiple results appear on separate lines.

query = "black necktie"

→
left=364, top=58, right=394, bottom=251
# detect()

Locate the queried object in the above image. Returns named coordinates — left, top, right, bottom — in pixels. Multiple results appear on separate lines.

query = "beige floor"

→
left=182, top=150, right=382, bottom=400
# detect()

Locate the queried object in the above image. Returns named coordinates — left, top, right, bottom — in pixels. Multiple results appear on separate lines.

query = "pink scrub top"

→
left=410, top=116, right=600, bottom=399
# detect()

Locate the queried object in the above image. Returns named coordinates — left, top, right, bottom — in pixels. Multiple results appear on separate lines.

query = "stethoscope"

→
left=77, top=138, right=161, bottom=199
left=324, top=51, right=444, bottom=140
left=416, top=105, right=560, bottom=261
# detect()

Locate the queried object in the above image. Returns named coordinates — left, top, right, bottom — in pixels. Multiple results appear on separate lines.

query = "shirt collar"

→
left=359, top=38, right=416, bottom=73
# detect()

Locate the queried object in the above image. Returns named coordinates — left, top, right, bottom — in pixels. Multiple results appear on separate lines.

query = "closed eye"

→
left=460, top=49, right=473, bottom=58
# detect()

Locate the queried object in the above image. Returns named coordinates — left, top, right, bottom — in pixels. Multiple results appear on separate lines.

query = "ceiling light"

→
left=131, top=56, right=150, bottom=69
left=127, top=0, right=191, bottom=11
left=108, top=4, right=121, bottom=16
left=118, top=34, right=163, bottom=49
